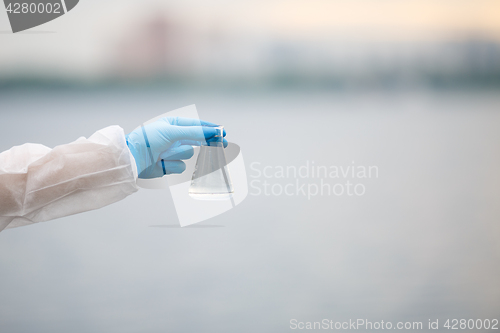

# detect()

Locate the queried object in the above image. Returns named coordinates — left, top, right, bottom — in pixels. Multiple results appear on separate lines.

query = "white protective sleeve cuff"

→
left=0, top=125, right=139, bottom=232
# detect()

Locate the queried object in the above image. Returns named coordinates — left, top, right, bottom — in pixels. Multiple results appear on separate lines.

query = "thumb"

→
left=167, top=126, right=217, bottom=142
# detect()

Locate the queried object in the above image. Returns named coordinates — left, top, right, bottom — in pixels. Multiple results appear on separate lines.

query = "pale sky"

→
left=0, top=0, right=499, bottom=77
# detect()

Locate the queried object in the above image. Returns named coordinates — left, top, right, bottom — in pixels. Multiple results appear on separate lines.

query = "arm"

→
left=0, top=117, right=226, bottom=232
left=0, top=126, right=138, bottom=232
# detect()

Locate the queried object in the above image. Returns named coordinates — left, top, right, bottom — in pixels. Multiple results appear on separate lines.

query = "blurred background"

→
left=1, top=0, right=500, bottom=88
left=0, top=1, right=499, bottom=332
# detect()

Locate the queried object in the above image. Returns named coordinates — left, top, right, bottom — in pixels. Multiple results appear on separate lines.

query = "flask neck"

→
left=208, top=141, right=223, bottom=147
left=207, top=126, right=224, bottom=147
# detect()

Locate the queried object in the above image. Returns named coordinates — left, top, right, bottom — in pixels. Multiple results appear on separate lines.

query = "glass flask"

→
left=189, top=126, right=234, bottom=200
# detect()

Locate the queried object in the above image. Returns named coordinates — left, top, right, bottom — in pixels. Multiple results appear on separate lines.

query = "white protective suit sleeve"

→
left=0, top=125, right=139, bottom=232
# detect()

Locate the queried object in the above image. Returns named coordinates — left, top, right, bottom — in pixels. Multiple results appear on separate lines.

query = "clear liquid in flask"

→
left=188, top=126, right=234, bottom=200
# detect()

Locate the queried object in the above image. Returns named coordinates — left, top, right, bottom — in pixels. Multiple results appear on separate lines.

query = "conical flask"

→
left=189, top=126, right=234, bottom=200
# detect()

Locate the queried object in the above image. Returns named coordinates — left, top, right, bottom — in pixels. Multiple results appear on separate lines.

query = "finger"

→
left=178, top=138, right=228, bottom=147
left=178, top=140, right=203, bottom=146
left=159, top=145, right=194, bottom=160
left=206, top=137, right=228, bottom=148
left=165, top=117, right=226, bottom=136
left=138, top=160, right=188, bottom=178
left=161, top=160, right=186, bottom=174
left=138, top=164, right=165, bottom=179
left=166, top=117, right=219, bottom=127
left=167, top=126, right=218, bottom=142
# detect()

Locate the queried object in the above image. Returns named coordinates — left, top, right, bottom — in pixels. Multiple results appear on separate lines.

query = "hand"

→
left=126, top=117, right=227, bottom=179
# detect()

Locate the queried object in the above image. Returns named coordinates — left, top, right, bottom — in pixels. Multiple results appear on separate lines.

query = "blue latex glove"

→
left=126, top=117, right=227, bottom=179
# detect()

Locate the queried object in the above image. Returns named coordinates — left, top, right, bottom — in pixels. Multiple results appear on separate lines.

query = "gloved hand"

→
left=126, top=117, right=227, bottom=179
